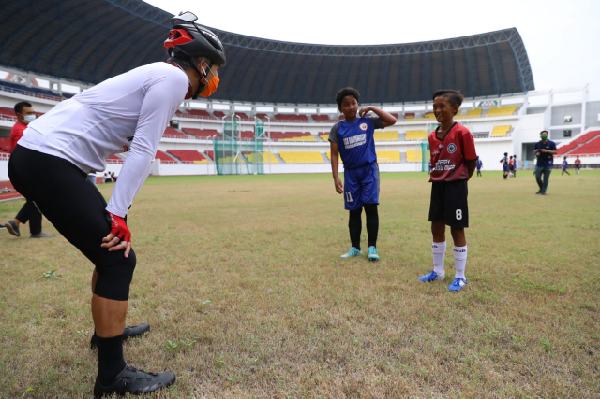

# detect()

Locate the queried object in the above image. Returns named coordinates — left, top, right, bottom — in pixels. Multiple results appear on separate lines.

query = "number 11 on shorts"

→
left=346, top=192, right=354, bottom=203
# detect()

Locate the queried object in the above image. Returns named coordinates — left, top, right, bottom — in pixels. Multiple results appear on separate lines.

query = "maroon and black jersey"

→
left=428, top=122, right=477, bottom=182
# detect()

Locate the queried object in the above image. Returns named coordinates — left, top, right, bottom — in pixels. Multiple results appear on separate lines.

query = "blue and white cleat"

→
left=448, top=277, right=468, bottom=292
left=340, top=247, right=362, bottom=259
left=418, top=270, right=445, bottom=283
left=367, top=246, right=380, bottom=262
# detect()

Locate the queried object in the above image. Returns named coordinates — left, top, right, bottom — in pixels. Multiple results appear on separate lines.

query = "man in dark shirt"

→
left=533, top=130, right=557, bottom=195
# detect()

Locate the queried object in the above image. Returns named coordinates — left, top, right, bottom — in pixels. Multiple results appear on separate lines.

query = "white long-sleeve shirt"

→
left=19, top=62, right=188, bottom=217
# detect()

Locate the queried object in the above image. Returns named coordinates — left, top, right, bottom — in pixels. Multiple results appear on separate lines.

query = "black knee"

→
left=349, top=208, right=362, bottom=227
left=364, top=204, right=378, bottom=218
left=94, top=249, right=137, bottom=301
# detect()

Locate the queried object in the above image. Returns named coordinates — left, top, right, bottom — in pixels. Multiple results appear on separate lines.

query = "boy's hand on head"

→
left=358, top=107, right=371, bottom=117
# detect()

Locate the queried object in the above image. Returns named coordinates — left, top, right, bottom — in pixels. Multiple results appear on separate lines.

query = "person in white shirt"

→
left=8, top=12, right=225, bottom=397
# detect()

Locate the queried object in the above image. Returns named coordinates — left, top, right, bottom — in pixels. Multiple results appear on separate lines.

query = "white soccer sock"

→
left=453, top=246, right=468, bottom=279
left=432, top=241, right=446, bottom=275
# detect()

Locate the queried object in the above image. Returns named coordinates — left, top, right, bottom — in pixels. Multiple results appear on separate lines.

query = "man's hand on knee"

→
left=101, top=212, right=132, bottom=258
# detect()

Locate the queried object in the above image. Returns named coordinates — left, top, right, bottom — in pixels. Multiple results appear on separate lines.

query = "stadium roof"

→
left=0, top=0, right=534, bottom=105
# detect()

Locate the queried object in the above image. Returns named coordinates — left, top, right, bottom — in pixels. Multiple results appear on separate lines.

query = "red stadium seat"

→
left=557, top=130, right=600, bottom=155
left=155, top=150, right=176, bottom=163
left=163, top=127, right=187, bottom=138
left=167, top=150, right=206, bottom=163
left=311, top=114, right=330, bottom=122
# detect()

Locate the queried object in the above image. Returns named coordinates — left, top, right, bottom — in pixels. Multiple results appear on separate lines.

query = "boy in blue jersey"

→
left=329, top=87, right=397, bottom=261
left=561, top=156, right=570, bottom=175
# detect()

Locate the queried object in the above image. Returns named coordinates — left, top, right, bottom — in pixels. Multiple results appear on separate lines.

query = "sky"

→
left=146, top=0, right=600, bottom=100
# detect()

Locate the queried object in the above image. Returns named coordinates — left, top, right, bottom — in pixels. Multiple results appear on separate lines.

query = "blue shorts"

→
left=343, top=163, right=380, bottom=210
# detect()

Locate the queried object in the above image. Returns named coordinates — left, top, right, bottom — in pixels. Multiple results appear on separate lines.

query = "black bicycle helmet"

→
left=164, top=11, right=226, bottom=66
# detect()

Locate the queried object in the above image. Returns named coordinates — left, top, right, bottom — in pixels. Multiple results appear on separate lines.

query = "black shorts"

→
left=428, top=179, right=469, bottom=228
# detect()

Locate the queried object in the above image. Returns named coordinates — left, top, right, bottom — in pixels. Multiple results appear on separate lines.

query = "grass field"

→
left=1, top=170, right=599, bottom=398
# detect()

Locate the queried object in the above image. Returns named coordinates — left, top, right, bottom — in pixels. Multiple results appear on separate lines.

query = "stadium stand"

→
left=155, top=150, right=176, bottom=163
left=0, top=1, right=555, bottom=179
left=279, top=134, right=317, bottom=142
left=423, top=112, right=436, bottom=120
left=176, top=108, right=213, bottom=119
left=274, top=113, right=309, bottom=122
left=268, top=131, right=309, bottom=141
left=0, top=107, right=16, bottom=121
left=279, top=151, right=325, bottom=164
left=182, top=128, right=220, bottom=139
left=167, top=150, right=208, bottom=163
left=374, top=131, right=399, bottom=141
left=234, top=112, right=250, bottom=121
left=487, top=105, right=519, bottom=117
left=376, top=150, right=401, bottom=163
left=406, top=149, right=422, bottom=163
left=245, top=151, right=280, bottom=164
left=576, top=137, right=600, bottom=154
left=163, top=127, right=188, bottom=139
left=557, top=130, right=600, bottom=155
left=106, top=154, right=123, bottom=164
left=240, top=131, right=255, bottom=140
left=404, top=130, right=428, bottom=141
left=311, top=114, right=330, bottom=122
left=456, top=107, right=483, bottom=119
left=0, top=80, right=65, bottom=101
left=490, top=125, right=512, bottom=137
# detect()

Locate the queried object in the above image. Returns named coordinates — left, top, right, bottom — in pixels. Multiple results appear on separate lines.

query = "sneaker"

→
left=418, top=270, right=445, bottom=282
left=448, top=277, right=468, bottom=292
left=30, top=232, right=51, bottom=238
left=90, top=322, right=151, bottom=349
left=93, top=364, right=175, bottom=397
left=6, top=220, right=20, bottom=237
left=340, top=247, right=361, bottom=259
left=367, top=246, right=380, bottom=262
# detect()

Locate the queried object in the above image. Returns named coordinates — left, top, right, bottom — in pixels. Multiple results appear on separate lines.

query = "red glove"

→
left=108, top=212, right=131, bottom=242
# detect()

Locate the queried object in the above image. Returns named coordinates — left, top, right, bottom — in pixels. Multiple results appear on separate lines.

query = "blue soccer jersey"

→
left=329, top=117, right=383, bottom=169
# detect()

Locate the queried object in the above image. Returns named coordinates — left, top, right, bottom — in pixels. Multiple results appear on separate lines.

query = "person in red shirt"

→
left=3, top=101, right=47, bottom=238
left=574, top=155, right=581, bottom=175
left=418, top=90, right=477, bottom=292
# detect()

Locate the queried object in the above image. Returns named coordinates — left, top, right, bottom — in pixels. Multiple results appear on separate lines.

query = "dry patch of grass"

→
left=1, top=171, right=599, bottom=398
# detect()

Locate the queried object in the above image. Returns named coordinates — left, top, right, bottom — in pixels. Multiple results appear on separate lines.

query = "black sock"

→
left=365, top=204, right=379, bottom=247
left=97, top=335, right=126, bottom=385
left=348, top=208, right=362, bottom=249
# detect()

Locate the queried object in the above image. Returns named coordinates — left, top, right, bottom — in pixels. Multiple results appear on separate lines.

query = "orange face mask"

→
left=200, top=75, right=219, bottom=97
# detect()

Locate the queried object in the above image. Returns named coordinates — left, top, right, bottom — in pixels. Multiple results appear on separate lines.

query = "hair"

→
left=14, top=101, right=32, bottom=114
left=503, top=152, right=508, bottom=156
left=336, top=87, right=360, bottom=110
left=432, top=90, right=464, bottom=108
left=540, top=130, right=549, bottom=135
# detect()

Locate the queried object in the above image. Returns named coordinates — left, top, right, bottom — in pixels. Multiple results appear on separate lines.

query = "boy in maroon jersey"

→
left=418, top=90, right=477, bottom=292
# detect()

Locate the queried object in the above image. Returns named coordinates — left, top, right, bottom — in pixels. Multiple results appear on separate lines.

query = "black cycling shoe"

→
left=93, top=364, right=175, bottom=397
left=90, top=322, right=151, bottom=349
